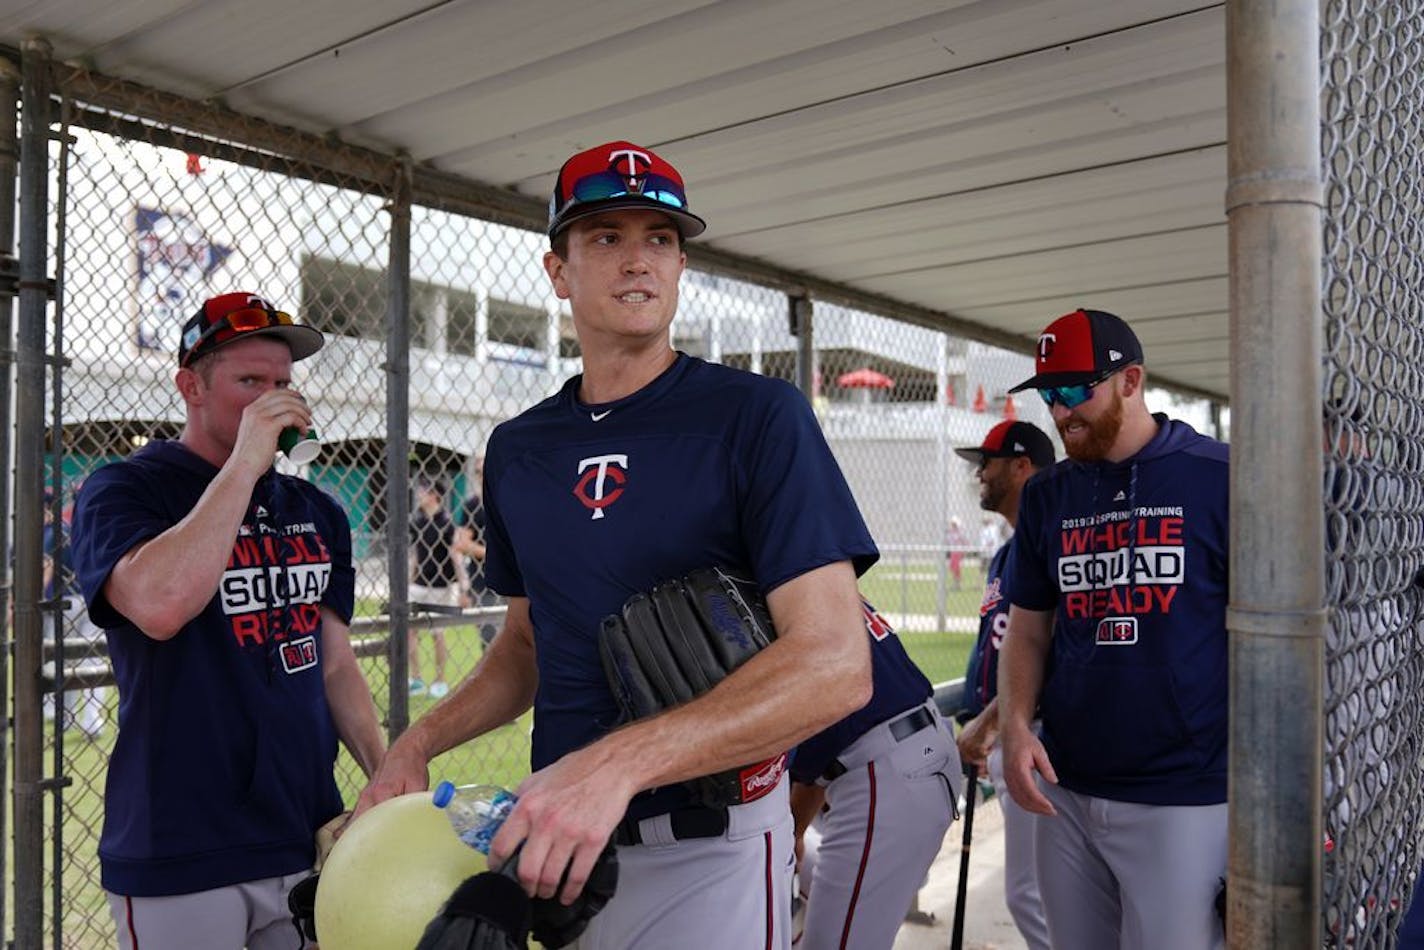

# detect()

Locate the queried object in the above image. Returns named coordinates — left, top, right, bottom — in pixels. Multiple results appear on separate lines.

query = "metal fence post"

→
left=1224, top=0, right=1324, bottom=945
left=0, top=48, right=20, bottom=947
left=385, top=158, right=413, bottom=739
left=14, top=36, right=53, bottom=950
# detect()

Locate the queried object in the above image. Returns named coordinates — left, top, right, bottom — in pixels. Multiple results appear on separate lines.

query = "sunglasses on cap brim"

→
left=1037, top=368, right=1121, bottom=410
left=181, top=307, right=295, bottom=367
left=567, top=170, right=689, bottom=212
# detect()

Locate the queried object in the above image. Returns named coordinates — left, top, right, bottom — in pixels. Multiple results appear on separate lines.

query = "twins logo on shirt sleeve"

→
left=979, top=576, right=1010, bottom=649
left=1056, top=507, right=1186, bottom=643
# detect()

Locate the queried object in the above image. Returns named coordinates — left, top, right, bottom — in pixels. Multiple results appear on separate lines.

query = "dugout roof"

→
left=0, top=0, right=1229, bottom=401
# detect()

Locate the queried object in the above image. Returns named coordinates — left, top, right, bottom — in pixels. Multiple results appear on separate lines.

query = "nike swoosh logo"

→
left=591, top=411, right=612, bottom=422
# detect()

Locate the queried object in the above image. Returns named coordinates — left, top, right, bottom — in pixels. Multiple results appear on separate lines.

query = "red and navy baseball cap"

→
left=954, top=420, right=1056, bottom=468
left=178, top=292, right=324, bottom=368
left=547, top=140, right=707, bottom=241
left=1008, top=309, right=1143, bottom=393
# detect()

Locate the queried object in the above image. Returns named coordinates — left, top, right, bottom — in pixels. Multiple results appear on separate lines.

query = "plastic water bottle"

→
left=431, top=781, right=517, bottom=855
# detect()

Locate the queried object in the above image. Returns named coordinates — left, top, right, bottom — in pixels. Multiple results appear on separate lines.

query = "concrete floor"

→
left=894, top=792, right=1030, bottom=950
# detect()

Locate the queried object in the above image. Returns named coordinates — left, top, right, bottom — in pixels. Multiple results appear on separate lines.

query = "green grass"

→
left=859, top=557, right=989, bottom=621
left=33, top=565, right=983, bottom=946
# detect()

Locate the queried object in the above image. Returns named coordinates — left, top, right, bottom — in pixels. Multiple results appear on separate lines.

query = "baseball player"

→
left=69, top=292, right=386, bottom=949
left=356, top=140, right=878, bottom=949
left=952, top=419, right=1055, bottom=950
left=997, top=308, right=1230, bottom=949
left=789, top=599, right=961, bottom=950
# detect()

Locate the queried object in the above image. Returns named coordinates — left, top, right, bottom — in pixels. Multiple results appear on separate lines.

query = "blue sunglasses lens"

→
left=1038, top=384, right=1094, bottom=409
left=570, top=171, right=687, bottom=209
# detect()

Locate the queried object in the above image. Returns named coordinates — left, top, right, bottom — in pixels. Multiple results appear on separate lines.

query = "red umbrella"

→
left=836, top=367, right=895, bottom=389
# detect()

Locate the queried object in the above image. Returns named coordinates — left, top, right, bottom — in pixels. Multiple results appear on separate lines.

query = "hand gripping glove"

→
left=528, top=841, right=620, bottom=948
left=599, top=566, right=788, bottom=807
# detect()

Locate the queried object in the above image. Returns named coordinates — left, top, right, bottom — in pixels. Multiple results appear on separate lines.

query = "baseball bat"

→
left=950, top=763, right=979, bottom=950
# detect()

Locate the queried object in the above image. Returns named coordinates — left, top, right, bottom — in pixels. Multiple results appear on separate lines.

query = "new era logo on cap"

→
left=1009, top=308, right=1144, bottom=393
left=953, top=420, right=1056, bottom=468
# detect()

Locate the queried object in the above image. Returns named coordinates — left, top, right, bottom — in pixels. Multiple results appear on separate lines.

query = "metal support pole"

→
left=0, top=50, right=20, bottom=947
left=935, top=334, right=949, bottom=633
left=13, top=37, right=52, bottom=950
left=385, top=159, right=413, bottom=739
left=789, top=294, right=813, bottom=398
left=1224, top=1, right=1323, bottom=946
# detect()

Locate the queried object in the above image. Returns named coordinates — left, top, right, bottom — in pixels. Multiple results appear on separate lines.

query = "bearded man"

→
left=995, top=309, right=1231, bottom=950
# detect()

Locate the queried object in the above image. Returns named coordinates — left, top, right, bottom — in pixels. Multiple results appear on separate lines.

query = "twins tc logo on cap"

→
left=1009, top=309, right=1144, bottom=393
left=547, top=140, right=708, bottom=240
left=606, top=146, right=653, bottom=191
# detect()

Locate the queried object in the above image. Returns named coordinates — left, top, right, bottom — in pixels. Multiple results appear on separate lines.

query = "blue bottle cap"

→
left=432, top=780, right=455, bottom=808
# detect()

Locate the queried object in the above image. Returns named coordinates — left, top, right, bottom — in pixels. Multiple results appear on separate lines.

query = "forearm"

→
left=326, top=665, right=386, bottom=778
left=105, top=457, right=264, bottom=638
left=320, top=609, right=386, bottom=777
left=998, top=607, right=1051, bottom=734
left=790, top=782, right=826, bottom=839
left=395, top=606, right=539, bottom=762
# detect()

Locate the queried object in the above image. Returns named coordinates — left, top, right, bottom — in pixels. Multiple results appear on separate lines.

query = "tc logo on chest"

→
left=574, top=454, right=628, bottom=520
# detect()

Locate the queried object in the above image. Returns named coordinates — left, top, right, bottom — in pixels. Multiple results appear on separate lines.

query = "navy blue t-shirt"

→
left=1009, top=416, right=1229, bottom=805
left=483, top=354, right=879, bottom=819
left=961, top=539, right=1013, bottom=719
left=70, top=441, right=355, bottom=896
left=789, top=599, right=932, bottom=783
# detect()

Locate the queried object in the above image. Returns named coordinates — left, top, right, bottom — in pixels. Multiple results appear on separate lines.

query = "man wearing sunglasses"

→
left=952, top=419, right=1056, bottom=950
left=70, top=292, right=385, bottom=949
left=357, top=141, right=878, bottom=949
left=996, top=309, right=1230, bottom=949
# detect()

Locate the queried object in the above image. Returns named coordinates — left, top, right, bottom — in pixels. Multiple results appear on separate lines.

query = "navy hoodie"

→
left=70, top=441, right=353, bottom=895
left=1008, top=415, right=1229, bottom=805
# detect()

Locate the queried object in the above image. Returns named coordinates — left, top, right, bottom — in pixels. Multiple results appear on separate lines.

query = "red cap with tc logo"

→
left=1008, top=309, right=1143, bottom=392
left=547, top=140, right=707, bottom=240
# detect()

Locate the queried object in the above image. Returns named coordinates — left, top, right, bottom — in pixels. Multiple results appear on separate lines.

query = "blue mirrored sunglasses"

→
left=569, top=170, right=688, bottom=210
left=1037, top=369, right=1117, bottom=409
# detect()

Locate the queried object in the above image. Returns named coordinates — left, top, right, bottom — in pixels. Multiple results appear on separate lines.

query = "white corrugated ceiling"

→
left=0, top=0, right=1229, bottom=399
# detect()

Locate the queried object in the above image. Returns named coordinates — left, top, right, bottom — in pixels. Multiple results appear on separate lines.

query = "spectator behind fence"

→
left=70, top=291, right=385, bottom=950
left=409, top=475, right=468, bottom=700
left=454, top=455, right=500, bottom=650
left=946, top=515, right=968, bottom=590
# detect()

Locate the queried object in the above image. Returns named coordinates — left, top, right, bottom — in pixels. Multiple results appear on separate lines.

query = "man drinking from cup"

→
left=69, top=291, right=384, bottom=949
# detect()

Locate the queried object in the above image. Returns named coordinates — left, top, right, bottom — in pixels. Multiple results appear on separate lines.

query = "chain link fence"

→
left=6, top=2, right=1421, bottom=944
left=1320, top=0, right=1424, bottom=944
left=10, top=60, right=1153, bottom=948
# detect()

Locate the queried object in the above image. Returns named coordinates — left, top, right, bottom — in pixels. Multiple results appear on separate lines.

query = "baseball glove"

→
left=414, top=871, right=529, bottom=950
left=528, top=841, right=619, bottom=948
left=599, top=566, right=786, bottom=808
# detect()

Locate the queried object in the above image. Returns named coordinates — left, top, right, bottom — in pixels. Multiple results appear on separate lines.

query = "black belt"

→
left=613, top=806, right=729, bottom=847
left=821, top=704, right=936, bottom=782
